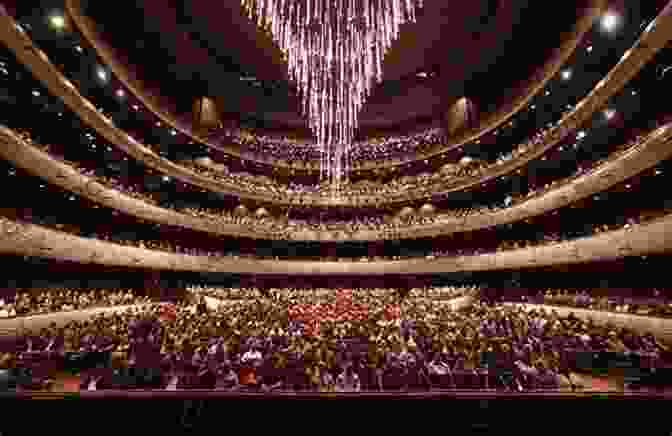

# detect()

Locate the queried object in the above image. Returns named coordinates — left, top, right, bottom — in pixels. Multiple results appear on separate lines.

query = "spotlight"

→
left=32, top=90, right=40, bottom=97
left=170, top=130, right=177, bottom=136
left=600, top=12, right=622, bottom=33
left=132, top=104, right=140, bottom=111
left=577, top=131, right=586, bottom=139
left=586, top=45, right=593, bottom=53
left=48, top=14, right=66, bottom=30
left=560, top=69, right=572, bottom=80
left=74, top=45, right=83, bottom=53
left=603, top=109, right=616, bottom=120
left=96, top=66, right=108, bottom=83
left=115, top=89, right=125, bottom=98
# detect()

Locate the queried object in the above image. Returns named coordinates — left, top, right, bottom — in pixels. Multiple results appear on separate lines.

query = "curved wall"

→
left=1, top=123, right=670, bottom=241
left=5, top=6, right=672, bottom=206
left=0, top=211, right=670, bottom=275
left=505, top=303, right=672, bottom=345
left=65, top=0, right=606, bottom=171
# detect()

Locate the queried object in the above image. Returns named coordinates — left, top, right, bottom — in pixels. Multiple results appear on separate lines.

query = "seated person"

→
left=335, top=364, right=361, bottom=393
left=260, top=355, right=285, bottom=392
left=214, top=362, right=240, bottom=391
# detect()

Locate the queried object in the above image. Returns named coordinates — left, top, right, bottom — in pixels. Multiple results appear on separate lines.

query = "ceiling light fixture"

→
left=96, top=66, right=108, bottom=82
left=242, top=0, right=423, bottom=194
left=600, top=12, right=621, bottom=33
left=48, top=14, right=66, bottom=30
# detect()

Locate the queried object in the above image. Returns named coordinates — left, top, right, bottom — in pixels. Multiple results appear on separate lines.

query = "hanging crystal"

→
left=241, top=0, right=421, bottom=195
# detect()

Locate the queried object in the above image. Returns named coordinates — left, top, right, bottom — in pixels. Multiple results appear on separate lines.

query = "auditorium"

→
left=1, top=0, right=672, bottom=427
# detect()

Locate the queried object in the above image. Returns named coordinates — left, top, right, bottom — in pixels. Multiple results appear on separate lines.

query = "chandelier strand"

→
left=242, top=0, right=421, bottom=195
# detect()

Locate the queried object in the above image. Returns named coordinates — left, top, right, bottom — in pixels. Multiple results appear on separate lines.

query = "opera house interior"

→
left=1, top=0, right=672, bottom=424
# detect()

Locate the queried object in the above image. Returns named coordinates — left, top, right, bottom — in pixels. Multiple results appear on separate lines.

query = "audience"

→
left=527, top=289, right=672, bottom=319
left=14, top=120, right=664, bottom=241
left=3, top=288, right=670, bottom=393
left=0, top=288, right=152, bottom=319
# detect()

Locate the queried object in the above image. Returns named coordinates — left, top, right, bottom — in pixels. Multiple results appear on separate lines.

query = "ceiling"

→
left=81, top=0, right=587, bottom=138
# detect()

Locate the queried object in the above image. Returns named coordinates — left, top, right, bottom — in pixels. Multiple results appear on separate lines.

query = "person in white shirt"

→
left=427, top=353, right=451, bottom=376
left=335, top=365, right=360, bottom=393
left=242, top=347, right=263, bottom=366
left=87, top=375, right=101, bottom=391
left=165, top=373, right=180, bottom=390
left=0, top=299, right=8, bottom=318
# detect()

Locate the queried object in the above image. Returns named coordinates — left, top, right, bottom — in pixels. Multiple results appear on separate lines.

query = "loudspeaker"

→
left=192, top=96, right=222, bottom=136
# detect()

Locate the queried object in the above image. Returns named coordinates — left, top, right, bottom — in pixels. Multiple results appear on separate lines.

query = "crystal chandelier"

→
left=241, top=0, right=422, bottom=194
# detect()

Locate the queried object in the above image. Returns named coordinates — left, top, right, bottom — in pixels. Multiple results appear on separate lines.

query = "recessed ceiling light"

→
left=560, top=69, right=572, bottom=80
left=604, top=109, right=616, bottom=120
left=32, top=90, right=40, bottom=97
left=577, top=130, right=586, bottom=139
left=115, top=89, right=125, bottom=98
left=49, top=14, right=66, bottom=30
left=96, top=66, right=108, bottom=82
left=170, top=130, right=177, bottom=136
left=600, top=12, right=622, bottom=33
left=155, top=121, right=161, bottom=127
left=586, top=45, right=593, bottom=53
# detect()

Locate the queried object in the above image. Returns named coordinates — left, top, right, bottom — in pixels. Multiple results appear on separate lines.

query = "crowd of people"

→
left=526, top=289, right=672, bottom=319
left=1, top=288, right=669, bottom=392
left=186, top=284, right=480, bottom=304
left=182, top=133, right=543, bottom=200
left=17, top=122, right=660, bottom=243
left=0, top=289, right=152, bottom=319
left=232, top=127, right=449, bottom=165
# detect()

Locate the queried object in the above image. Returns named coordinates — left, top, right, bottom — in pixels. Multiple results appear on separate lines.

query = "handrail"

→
left=9, top=389, right=663, bottom=399
left=0, top=207, right=670, bottom=274
left=504, top=303, right=672, bottom=345
left=3, top=5, right=671, bottom=206
left=0, top=122, right=670, bottom=241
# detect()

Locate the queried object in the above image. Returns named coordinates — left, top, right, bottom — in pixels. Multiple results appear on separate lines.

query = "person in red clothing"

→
left=240, top=345, right=263, bottom=389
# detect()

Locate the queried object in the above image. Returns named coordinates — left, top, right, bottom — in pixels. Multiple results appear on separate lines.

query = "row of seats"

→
left=2, top=293, right=669, bottom=392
